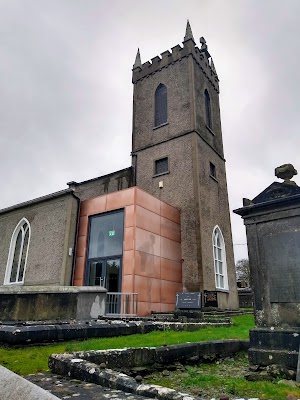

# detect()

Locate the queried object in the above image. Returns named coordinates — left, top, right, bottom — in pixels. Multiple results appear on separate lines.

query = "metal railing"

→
left=105, top=292, right=138, bottom=317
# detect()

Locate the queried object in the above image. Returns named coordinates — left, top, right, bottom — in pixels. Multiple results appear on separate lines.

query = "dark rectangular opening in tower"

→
left=210, top=162, right=216, bottom=178
left=155, top=157, right=169, bottom=176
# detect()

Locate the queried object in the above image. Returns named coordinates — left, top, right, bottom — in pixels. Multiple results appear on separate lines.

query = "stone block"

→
left=0, top=365, right=59, bottom=400
left=0, top=286, right=106, bottom=321
left=250, top=328, right=300, bottom=352
left=249, top=348, right=298, bottom=370
left=154, top=343, right=199, bottom=364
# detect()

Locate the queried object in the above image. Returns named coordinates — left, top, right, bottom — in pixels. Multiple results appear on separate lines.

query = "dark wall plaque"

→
left=263, top=231, right=300, bottom=303
left=204, top=291, right=218, bottom=307
left=176, top=292, right=201, bottom=309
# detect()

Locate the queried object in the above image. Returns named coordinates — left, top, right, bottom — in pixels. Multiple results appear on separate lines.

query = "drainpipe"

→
left=70, top=192, right=81, bottom=286
left=131, top=153, right=137, bottom=186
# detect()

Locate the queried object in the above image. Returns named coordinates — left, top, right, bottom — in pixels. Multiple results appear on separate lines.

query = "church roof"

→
left=67, top=166, right=132, bottom=187
left=0, top=188, right=77, bottom=215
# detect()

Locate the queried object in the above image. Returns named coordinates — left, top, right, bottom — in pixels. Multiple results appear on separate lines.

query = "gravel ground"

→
left=24, top=372, right=148, bottom=400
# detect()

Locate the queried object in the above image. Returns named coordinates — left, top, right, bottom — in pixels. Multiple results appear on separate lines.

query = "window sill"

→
left=216, top=288, right=229, bottom=293
left=210, top=174, right=218, bottom=183
left=206, top=125, right=215, bottom=135
left=153, top=122, right=169, bottom=130
left=153, top=171, right=170, bottom=178
left=3, top=282, right=24, bottom=286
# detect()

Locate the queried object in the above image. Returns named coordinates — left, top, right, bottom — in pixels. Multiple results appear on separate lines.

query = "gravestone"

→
left=203, top=290, right=218, bottom=308
left=234, top=164, right=300, bottom=375
left=176, top=292, right=201, bottom=309
left=175, top=292, right=203, bottom=320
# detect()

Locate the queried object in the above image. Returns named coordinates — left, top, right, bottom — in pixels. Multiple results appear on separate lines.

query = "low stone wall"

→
left=49, top=340, right=250, bottom=400
left=0, top=286, right=106, bottom=321
left=70, top=340, right=249, bottom=370
left=0, top=365, right=59, bottom=400
left=0, top=320, right=231, bottom=345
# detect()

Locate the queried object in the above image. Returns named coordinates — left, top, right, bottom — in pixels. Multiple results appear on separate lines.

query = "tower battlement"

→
left=132, top=23, right=219, bottom=93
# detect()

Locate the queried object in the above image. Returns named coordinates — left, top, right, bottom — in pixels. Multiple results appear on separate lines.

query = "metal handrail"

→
left=105, top=292, right=138, bottom=316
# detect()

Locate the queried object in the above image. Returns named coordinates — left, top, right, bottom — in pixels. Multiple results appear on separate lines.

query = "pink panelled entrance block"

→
left=73, top=187, right=182, bottom=316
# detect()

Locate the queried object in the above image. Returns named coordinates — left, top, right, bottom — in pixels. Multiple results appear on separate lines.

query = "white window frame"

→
left=4, top=218, right=31, bottom=285
left=212, top=226, right=229, bottom=290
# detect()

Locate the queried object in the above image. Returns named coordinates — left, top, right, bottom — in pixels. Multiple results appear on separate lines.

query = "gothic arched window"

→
left=4, top=218, right=31, bottom=285
left=212, top=226, right=228, bottom=290
left=154, top=84, right=167, bottom=127
left=204, top=89, right=212, bottom=129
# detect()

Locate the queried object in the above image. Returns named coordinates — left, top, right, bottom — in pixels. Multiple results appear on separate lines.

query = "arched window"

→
left=154, top=84, right=167, bottom=127
left=212, top=226, right=228, bottom=290
left=4, top=218, right=31, bottom=285
left=204, top=89, right=212, bottom=129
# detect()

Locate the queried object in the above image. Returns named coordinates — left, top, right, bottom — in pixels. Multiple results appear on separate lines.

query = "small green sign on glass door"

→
left=108, top=230, right=115, bottom=237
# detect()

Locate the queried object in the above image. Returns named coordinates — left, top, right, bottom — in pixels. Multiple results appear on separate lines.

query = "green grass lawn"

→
left=0, top=314, right=253, bottom=375
left=147, top=351, right=300, bottom=399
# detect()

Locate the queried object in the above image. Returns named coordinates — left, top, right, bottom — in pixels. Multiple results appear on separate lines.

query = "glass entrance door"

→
left=106, top=258, right=121, bottom=292
left=89, top=260, right=105, bottom=286
left=87, top=257, right=121, bottom=291
left=86, top=209, right=124, bottom=291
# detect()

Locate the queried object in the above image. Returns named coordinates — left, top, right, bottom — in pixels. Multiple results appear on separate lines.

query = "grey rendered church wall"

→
left=71, top=168, right=132, bottom=201
left=0, top=194, right=78, bottom=286
left=196, top=137, right=238, bottom=308
left=193, top=63, right=224, bottom=158
left=134, top=134, right=201, bottom=292
left=132, top=58, right=204, bottom=292
left=133, top=58, right=191, bottom=150
left=132, top=45, right=238, bottom=306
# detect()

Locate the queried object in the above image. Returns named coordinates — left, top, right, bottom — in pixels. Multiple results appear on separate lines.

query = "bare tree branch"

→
left=235, top=258, right=250, bottom=287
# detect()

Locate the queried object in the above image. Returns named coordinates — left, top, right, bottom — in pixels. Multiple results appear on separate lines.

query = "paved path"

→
left=24, top=372, right=148, bottom=400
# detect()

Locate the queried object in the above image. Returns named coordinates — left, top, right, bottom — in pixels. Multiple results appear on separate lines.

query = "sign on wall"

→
left=203, top=290, right=218, bottom=307
left=176, top=292, right=201, bottom=309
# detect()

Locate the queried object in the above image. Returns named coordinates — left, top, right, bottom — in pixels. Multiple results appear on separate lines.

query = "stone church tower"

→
left=131, top=22, right=238, bottom=308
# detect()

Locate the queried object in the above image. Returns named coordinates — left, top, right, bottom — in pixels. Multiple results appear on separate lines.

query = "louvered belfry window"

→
left=204, top=89, right=212, bottom=129
left=155, top=84, right=167, bottom=127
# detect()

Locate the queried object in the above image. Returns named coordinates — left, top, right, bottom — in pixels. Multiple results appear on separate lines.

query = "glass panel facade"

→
left=89, top=260, right=104, bottom=286
left=106, top=259, right=121, bottom=292
left=87, top=210, right=124, bottom=291
left=88, top=210, right=124, bottom=259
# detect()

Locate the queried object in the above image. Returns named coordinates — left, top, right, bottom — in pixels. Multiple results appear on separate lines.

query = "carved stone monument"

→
left=234, top=164, right=300, bottom=376
left=176, top=292, right=202, bottom=309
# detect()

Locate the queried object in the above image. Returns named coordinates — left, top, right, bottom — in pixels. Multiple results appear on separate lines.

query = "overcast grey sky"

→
left=1, top=0, right=300, bottom=261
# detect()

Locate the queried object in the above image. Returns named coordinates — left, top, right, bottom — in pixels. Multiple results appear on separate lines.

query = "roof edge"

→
left=233, top=192, right=300, bottom=217
left=67, top=166, right=132, bottom=187
left=0, top=188, right=77, bottom=215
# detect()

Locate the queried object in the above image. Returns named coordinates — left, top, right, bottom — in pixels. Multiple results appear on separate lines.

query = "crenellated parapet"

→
left=132, top=22, right=219, bottom=93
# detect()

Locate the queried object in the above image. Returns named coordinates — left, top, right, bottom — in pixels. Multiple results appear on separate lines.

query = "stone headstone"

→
left=176, top=292, right=201, bottom=309
left=204, top=290, right=218, bottom=307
